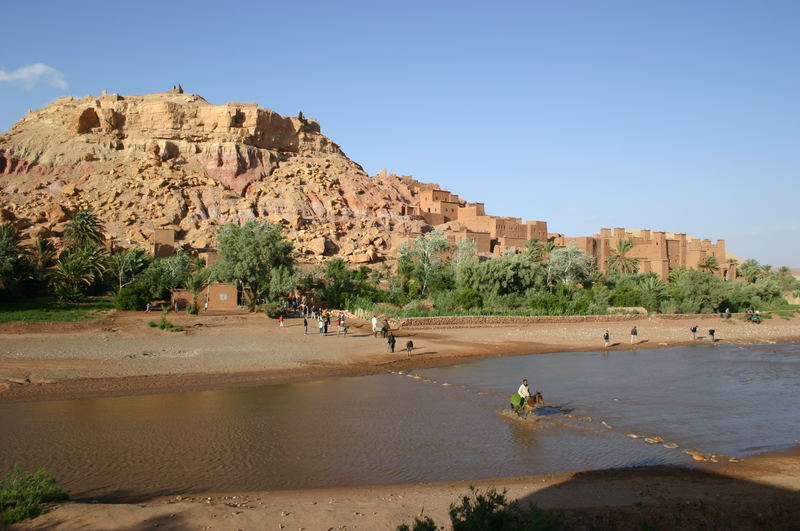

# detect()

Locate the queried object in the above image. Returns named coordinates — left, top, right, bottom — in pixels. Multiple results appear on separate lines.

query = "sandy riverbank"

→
left=1, top=310, right=799, bottom=402
left=12, top=448, right=800, bottom=530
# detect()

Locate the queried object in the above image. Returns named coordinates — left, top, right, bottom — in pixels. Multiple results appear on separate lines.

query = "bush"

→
left=263, top=300, right=284, bottom=319
left=157, top=309, right=183, bottom=332
left=0, top=466, right=68, bottom=524
left=396, top=487, right=563, bottom=531
left=457, top=289, right=484, bottom=310
left=114, top=283, right=151, bottom=311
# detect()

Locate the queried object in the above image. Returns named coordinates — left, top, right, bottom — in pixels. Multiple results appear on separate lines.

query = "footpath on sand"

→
left=1, top=309, right=799, bottom=402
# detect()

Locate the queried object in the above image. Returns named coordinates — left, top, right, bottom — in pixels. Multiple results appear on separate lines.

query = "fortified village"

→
left=0, top=88, right=736, bottom=310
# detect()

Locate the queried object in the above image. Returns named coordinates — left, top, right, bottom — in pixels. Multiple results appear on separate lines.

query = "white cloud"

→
left=0, top=63, right=68, bottom=90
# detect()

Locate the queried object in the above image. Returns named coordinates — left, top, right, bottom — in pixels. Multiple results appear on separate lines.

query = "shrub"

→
left=262, top=300, right=284, bottom=319
left=397, top=514, right=437, bottom=531
left=396, top=487, right=563, bottom=531
left=157, top=309, right=183, bottom=332
left=114, top=283, right=151, bottom=311
left=0, top=466, right=68, bottom=524
left=457, top=289, right=483, bottom=310
left=146, top=321, right=157, bottom=327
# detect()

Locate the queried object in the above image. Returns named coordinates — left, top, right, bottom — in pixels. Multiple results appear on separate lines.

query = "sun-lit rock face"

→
left=0, top=89, right=431, bottom=262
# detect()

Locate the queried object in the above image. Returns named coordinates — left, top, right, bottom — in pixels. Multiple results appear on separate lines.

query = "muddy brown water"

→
left=1, top=343, right=798, bottom=500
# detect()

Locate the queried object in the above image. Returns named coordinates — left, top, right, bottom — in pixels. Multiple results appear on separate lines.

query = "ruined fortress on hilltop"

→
left=0, top=88, right=736, bottom=282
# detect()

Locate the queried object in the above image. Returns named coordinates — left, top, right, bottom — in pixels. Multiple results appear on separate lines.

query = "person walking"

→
left=387, top=332, right=396, bottom=353
left=405, top=340, right=414, bottom=356
left=709, top=329, right=716, bottom=343
left=690, top=325, right=698, bottom=340
left=630, top=326, right=638, bottom=345
left=278, top=314, right=284, bottom=328
left=603, top=330, right=610, bottom=348
left=371, top=315, right=379, bottom=337
left=303, top=316, right=308, bottom=335
left=318, top=319, right=325, bottom=336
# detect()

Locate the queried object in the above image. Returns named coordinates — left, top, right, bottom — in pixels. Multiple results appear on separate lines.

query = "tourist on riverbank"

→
left=406, top=340, right=413, bottom=356
left=603, top=330, right=610, bottom=348
left=387, top=332, right=396, bottom=353
left=690, top=325, right=698, bottom=340
left=318, top=319, right=325, bottom=336
left=630, top=326, right=638, bottom=345
left=709, top=329, right=716, bottom=343
left=303, top=317, right=308, bottom=335
left=278, top=315, right=284, bottom=328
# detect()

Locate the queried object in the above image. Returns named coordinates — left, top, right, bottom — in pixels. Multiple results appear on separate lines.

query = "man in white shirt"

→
left=515, top=379, right=531, bottom=413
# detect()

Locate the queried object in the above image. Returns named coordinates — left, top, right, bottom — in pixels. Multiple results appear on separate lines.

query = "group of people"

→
left=298, top=311, right=349, bottom=336
left=603, top=325, right=717, bottom=347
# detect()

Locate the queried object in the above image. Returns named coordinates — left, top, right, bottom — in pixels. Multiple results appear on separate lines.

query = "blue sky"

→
left=2, top=1, right=798, bottom=266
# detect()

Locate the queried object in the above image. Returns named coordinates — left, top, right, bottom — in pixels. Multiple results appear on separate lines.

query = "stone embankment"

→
left=397, top=313, right=731, bottom=329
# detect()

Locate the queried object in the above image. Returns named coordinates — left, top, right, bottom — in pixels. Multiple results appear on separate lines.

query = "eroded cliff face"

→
left=0, top=90, right=429, bottom=262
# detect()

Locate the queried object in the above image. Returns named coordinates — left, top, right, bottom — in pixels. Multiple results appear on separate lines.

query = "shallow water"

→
left=1, top=343, right=798, bottom=500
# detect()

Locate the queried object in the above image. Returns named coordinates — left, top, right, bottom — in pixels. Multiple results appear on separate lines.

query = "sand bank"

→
left=13, top=449, right=800, bottom=530
left=1, top=310, right=799, bottom=402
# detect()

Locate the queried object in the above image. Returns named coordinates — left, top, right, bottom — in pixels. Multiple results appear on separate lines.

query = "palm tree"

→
left=738, top=259, right=761, bottom=282
left=697, top=255, right=720, bottom=274
left=183, top=267, right=210, bottom=312
left=52, top=246, right=108, bottom=301
left=28, top=237, right=57, bottom=292
left=638, top=274, right=666, bottom=313
left=0, top=224, right=27, bottom=290
left=761, top=264, right=773, bottom=274
left=63, top=209, right=105, bottom=249
left=606, top=240, right=640, bottom=275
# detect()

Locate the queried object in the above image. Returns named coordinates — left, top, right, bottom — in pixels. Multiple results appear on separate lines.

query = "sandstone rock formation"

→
left=0, top=90, right=434, bottom=263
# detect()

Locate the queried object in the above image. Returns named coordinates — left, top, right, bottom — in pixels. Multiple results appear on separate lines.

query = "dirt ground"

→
left=2, top=309, right=799, bottom=402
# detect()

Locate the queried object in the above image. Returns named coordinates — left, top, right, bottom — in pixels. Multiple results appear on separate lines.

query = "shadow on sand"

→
left=512, top=464, right=800, bottom=530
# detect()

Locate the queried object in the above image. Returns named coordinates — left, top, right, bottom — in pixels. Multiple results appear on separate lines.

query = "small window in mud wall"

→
left=219, top=293, right=228, bottom=301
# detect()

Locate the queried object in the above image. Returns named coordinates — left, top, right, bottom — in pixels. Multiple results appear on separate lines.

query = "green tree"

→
left=0, top=224, right=28, bottom=294
left=665, top=268, right=726, bottom=313
left=638, top=274, right=667, bottom=313
left=397, top=231, right=451, bottom=296
left=606, top=240, right=640, bottom=275
left=63, top=209, right=105, bottom=249
left=26, top=237, right=57, bottom=295
left=52, top=246, right=108, bottom=301
left=547, top=244, right=595, bottom=286
left=213, top=221, right=294, bottom=310
left=738, top=259, right=761, bottom=283
left=697, top=255, right=720, bottom=274
left=452, top=237, right=478, bottom=287
left=183, top=267, right=211, bottom=312
left=109, top=248, right=151, bottom=293
left=138, top=250, right=193, bottom=300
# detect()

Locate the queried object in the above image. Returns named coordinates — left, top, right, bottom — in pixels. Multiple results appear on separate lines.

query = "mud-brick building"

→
left=414, top=187, right=549, bottom=256
left=152, top=228, right=177, bottom=258
left=171, top=282, right=238, bottom=311
left=553, top=228, right=736, bottom=282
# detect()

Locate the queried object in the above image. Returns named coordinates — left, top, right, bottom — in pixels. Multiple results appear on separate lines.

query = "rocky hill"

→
left=0, top=88, right=431, bottom=263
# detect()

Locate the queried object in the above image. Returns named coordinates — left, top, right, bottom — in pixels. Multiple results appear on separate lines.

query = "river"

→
left=1, top=342, right=798, bottom=500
